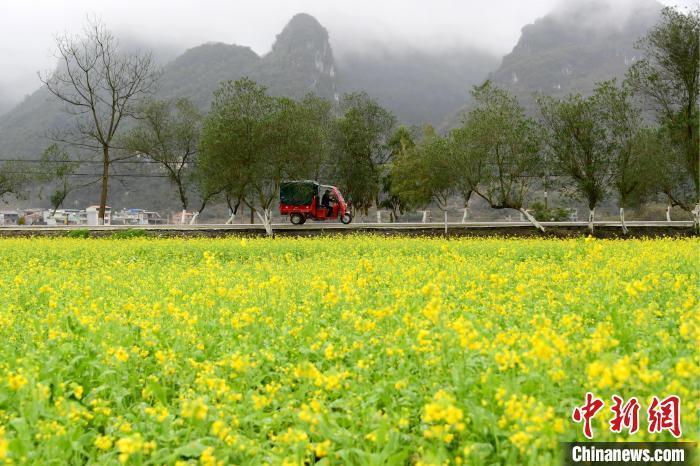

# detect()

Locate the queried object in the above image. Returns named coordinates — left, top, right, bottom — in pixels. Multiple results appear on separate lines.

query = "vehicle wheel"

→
left=340, top=213, right=352, bottom=224
left=290, top=213, right=306, bottom=225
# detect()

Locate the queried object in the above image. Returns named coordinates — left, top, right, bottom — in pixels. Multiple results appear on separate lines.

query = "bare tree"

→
left=41, top=19, right=158, bottom=223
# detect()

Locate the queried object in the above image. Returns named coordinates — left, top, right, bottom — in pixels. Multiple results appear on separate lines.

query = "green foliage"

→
left=122, top=98, right=202, bottom=210
left=330, top=92, right=396, bottom=213
left=0, top=237, right=697, bottom=463
left=461, top=81, right=542, bottom=211
left=66, top=229, right=90, bottom=238
left=529, top=202, right=571, bottom=222
left=594, top=81, right=657, bottom=208
left=391, top=125, right=458, bottom=211
left=538, top=91, right=611, bottom=210
left=198, top=78, right=327, bottom=215
left=539, top=80, right=661, bottom=216
left=40, top=144, right=82, bottom=213
left=379, top=126, right=417, bottom=219
left=0, top=161, right=29, bottom=202
left=626, top=6, right=700, bottom=211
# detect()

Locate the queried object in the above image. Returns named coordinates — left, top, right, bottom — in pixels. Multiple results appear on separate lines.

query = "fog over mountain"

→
left=0, top=0, right=692, bottom=114
left=0, top=0, right=690, bottom=210
left=442, top=0, right=667, bottom=127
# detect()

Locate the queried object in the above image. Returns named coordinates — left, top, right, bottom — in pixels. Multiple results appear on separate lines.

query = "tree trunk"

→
left=189, top=212, right=199, bottom=225
left=444, top=210, right=448, bottom=235
left=421, top=211, right=428, bottom=223
left=519, top=208, right=546, bottom=233
left=543, top=189, right=548, bottom=210
left=226, top=196, right=241, bottom=215
left=98, top=145, right=109, bottom=224
left=180, top=210, right=186, bottom=225
left=177, top=183, right=188, bottom=211
left=462, top=207, right=469, bottom=223
left=619, top=207, right=628, bottom=234
left=376, top=210, right=381, bottom=223
left=666, top=204, right=672, bottom=222
left=588, top=208, right=595, bottom=234
left=224, top=197, right=239, bottom=225
left=256, top=209, right=273, bottom=237
left=197, top=194, right=214, bottom=215
left=250, top=206, right=255, bottom=224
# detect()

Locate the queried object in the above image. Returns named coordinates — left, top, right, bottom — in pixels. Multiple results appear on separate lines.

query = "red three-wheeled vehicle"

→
left=279, top=180, right=353, bottom=225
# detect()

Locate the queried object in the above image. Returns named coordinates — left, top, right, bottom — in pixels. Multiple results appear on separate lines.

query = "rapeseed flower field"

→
left=0, top=236, right=697, bottom=465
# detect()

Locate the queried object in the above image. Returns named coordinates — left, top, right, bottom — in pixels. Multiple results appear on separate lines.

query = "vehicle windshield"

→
left=332, top=187, right=345, bottom=203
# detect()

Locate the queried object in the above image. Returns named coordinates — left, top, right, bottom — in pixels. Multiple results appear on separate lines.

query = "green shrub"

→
left=530, top=202, right=573, bottom=221
left=67, top=229, right=90, bottom=238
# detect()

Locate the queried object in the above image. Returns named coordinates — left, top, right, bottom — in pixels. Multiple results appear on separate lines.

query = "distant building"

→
left=86, top=206, right=112, bottom=226
left=19, top=209, right=46, bottom=225
left=113, top=208, right=165, bottom=225
left=171, top=210, right=196, bottom=225
left=45, top=209, right=85, bottom=225
left=0, top=210, right=19, bottom=225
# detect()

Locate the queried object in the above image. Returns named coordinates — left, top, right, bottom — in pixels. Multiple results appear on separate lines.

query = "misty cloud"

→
left=0, top=0, right=693, bottom=111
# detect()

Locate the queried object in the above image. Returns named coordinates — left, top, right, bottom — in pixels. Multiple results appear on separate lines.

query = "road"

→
left=0, top=220, right=694, bottom=232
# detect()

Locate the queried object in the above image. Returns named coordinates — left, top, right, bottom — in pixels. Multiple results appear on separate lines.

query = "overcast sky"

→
left=0, top=0, right=695, bottom=105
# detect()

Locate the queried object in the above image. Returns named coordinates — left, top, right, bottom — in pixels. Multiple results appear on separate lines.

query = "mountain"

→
left=157, top=13, right=338, bottom=107
left=0, top=13, right=341, bottom=211
left=0, top=94, right=13, bottom=117
left=336, top=47, right=498, bottom=126
left=445, top=0, right=662, bottom=126
left=0, top=13, right=339, bottom=157
left=0, top=3, right=664, bottom=210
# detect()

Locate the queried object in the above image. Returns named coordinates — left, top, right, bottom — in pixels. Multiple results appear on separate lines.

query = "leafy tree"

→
left=198, top=79, right=267, bottom=222
left=626, top=6, right=699, bottom=216
left=391, top=125, right=460, bottom=232
left=379, top=126, right=416, bottom=221
left=449, top=125, right=487, bottom=220
left=299, top=93, right=334, bottom=180
left=331, top=92, right=396, bottom=215
left=595, top=80, right=656, bottom=233
left=538, top=92, right=611, bottom=232
left=39, top=144, right=85, bottom=215
left=0, top=162, right=29, bottom=202
left=198, top=78, right=322, bottom=234
left=40, top=19, right=158, bottom=223
left=122, top=98, right=202, bottom=211
left=464, top=81, right=545, bottom=231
